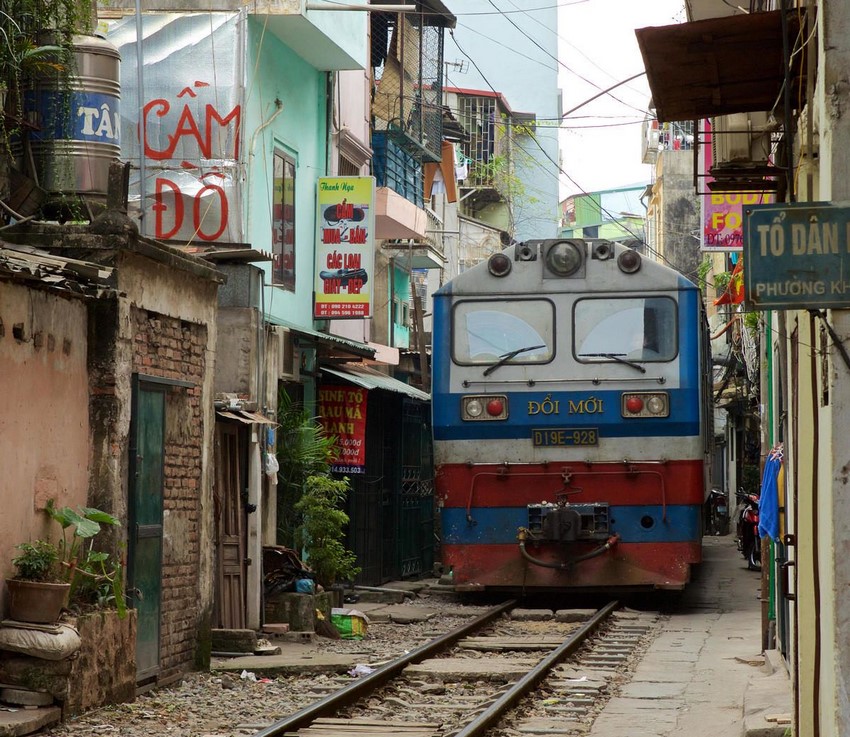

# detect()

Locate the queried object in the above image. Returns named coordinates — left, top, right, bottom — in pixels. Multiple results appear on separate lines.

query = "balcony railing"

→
left=372, top=131, right=424, bottom=208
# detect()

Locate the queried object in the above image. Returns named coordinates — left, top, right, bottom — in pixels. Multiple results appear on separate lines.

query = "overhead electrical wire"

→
left=499, top=0, right=652, bottom=101
left=449, top=30, right=665, bottom=264
left=483, top=0, right=651, bottom=117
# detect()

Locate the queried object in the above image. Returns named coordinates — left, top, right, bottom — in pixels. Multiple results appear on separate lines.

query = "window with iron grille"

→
left=338, top=155, right=361, bottom=177
left=457, top=95, right=507, bottom=187
left=272, top=149, right=296, bottom=290
left=371, top=11, right=444, bottom=163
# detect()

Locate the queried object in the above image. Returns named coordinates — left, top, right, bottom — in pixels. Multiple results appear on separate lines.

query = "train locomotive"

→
left=432, top=238, right=712, bottom=592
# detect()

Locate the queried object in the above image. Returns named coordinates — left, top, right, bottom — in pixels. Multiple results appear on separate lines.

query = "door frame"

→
left=128, top=373, right=194, bottom=683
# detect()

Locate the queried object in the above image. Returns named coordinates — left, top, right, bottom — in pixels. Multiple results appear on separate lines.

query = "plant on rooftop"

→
left=0, top=0, right=85, bottom=185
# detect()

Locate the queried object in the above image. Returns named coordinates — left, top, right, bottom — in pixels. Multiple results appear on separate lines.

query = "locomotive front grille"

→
left=527, top=502, right=610, bottom=542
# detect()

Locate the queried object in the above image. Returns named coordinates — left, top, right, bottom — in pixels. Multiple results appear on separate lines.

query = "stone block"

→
left=282, top=631, right=314, bottom=644
left=1, top=687, right=54, bottom=706
left=63, top=609, right=137, bottom=717
left=261, top=623, right=290, bottom=636
left=0, top=653, right=72, bottom=699
left=510, top=608, right=554, bottom=621
left=554, top=609, right=596, bottom=623
left=263, top=592, right=334, bottom=631
left=211, top=629, right=257, bottom=653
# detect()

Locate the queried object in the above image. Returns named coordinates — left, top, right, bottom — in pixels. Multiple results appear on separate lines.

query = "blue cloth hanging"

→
left=758, top=449, right=782, bottom=541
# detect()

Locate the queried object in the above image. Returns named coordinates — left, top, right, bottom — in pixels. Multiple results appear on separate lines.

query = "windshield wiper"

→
left=579, top=352, right=646, bottom=374
left=483, top=344, right=546, bottom=376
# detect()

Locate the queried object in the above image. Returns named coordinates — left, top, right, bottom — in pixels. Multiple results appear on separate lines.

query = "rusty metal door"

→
left=214, top=422, right=247, bottom=628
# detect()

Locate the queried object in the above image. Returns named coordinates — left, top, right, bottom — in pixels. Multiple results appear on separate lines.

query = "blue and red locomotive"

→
left=432, top=239, right=712, bottom=592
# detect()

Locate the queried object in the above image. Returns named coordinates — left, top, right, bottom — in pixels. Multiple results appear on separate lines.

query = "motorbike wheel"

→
left=746, top=541, right=761, bottom=571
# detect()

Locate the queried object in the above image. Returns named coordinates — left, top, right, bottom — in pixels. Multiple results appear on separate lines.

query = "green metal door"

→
left=129, top=380, right=165, bottom=681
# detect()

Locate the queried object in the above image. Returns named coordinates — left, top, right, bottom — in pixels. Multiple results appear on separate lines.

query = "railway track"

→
left=252, top=600, right=662, bottom=737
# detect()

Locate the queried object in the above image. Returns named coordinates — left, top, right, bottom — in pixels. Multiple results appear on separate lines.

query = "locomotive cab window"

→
left=453, top=299, right=554, bottom=365
left=574, top=296, right=677, bottom=363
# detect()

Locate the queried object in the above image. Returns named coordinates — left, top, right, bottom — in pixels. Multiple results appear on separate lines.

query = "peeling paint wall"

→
left=0, top=282, right=91, bottom=613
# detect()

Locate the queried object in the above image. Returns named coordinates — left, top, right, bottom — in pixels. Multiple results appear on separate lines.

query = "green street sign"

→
left=743, top=201, right=850, bottom=310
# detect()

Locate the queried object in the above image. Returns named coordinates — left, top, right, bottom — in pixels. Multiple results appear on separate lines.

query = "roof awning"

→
left=216, top=409, right=278, bottom=425
left=321, top=363, right=430, bottom=401
left=266, top=317, right=376, bottom=359
left=636, top=10, right=806, bottom=123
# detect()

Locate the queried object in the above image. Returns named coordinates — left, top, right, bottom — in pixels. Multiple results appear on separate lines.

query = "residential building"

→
left=640, top=2, right=850, bottom=734
left=97, top=0, right=453, bottom=617
left=559, top=185, right=648, bottom=249
left=0, top=212, right=222, bottom=692
left=445, top=0, right=561, bottom=242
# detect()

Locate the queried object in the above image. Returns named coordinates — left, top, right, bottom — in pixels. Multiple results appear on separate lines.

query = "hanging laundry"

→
left=455, top=144, right=469, bottom=181
left=758, top=444, right=783, bottom=541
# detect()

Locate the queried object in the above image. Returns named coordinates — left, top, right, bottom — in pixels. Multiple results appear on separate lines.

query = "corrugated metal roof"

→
left=216, top=410, right=278, bottom=425
left=321, top=363, right=430, bottom=401
left=0, top=243, right=116, bottom=299
left=266, top=317, right=375, bottom=359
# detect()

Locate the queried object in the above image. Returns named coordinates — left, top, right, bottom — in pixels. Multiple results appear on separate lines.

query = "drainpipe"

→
left=133, top=0, right=146, bottom=234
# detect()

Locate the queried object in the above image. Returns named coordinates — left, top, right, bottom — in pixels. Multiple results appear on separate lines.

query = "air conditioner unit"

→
left=269, top=326, right=300, bottom=382
left=711, top=112, right=773, bottom=167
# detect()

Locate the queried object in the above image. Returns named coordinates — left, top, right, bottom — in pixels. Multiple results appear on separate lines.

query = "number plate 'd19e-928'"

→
left=532, top=428, right=599, bottom=446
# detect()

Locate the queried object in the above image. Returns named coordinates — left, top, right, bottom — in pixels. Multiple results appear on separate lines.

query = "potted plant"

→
left=46, top=500, right=126, bottom=617
left=6, top=500, right=124, bottom=623
left=7, top=539, right=69, bottom=623
left=294, top=474, right=361, bottom=590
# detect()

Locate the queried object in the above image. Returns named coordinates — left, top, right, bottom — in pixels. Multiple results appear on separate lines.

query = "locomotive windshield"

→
left=574, top=296, right=677, bottom=362
left=452, top=299, right=554, bottom=365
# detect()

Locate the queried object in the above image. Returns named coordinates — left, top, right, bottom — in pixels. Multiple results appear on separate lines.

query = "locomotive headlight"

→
left=617, top=248, right=642, bottom=274
left=462, top=395, right=509, bottom=421
left=465, top=398, right=484, bottom=418
left=646, top=395, right=666, bottom=415
left=488, top=252, right=512, bottom=277
left=621, top=392, right=669, bottom=418
left=544, top=240, right=584, bottom=277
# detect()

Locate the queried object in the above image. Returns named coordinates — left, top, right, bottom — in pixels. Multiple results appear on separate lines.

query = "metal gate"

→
left=396, top=399, right=434, bottom=578
left=345, top=393, right=433, bottom=585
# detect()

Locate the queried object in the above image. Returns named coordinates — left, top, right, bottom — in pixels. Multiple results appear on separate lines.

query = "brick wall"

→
left=131, top=307, right=207, bottom=681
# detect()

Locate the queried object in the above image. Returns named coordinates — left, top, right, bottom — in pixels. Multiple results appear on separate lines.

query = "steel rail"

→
left=450, top=599, right=619, bottom=737
left=253, top=599, right=517, bottom=737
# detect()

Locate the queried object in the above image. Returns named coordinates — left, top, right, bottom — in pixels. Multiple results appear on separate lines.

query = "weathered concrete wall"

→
left=799, top=5, right=850, bottom=736
left=116, top=249, right=220, bottom=681
left=214, top=307, right=259, bottom=398
left=654, top=150, right=701, bottom=279
left=64, top=610, right=137, bottom=716
left=0, top=610, right=137, bottom=715
left=0, top=282, right=91, bottom=614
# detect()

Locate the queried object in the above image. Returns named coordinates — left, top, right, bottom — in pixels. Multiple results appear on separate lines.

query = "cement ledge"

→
left=742, top=659, right=793, bottom=737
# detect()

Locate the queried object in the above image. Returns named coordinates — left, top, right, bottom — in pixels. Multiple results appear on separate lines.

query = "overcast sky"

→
left=558, top=0, right=686, bottom=198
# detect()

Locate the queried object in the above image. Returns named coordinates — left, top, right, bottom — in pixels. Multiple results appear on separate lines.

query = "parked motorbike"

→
left=735, top=488, right=761, bottom=571
left=705, top=487, right=729, bottom=536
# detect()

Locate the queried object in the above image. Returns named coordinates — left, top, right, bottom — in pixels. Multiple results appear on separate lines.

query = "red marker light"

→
left=625, top=396, right=644, bottom=414
left=487, top=398, right=505, bottom=416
